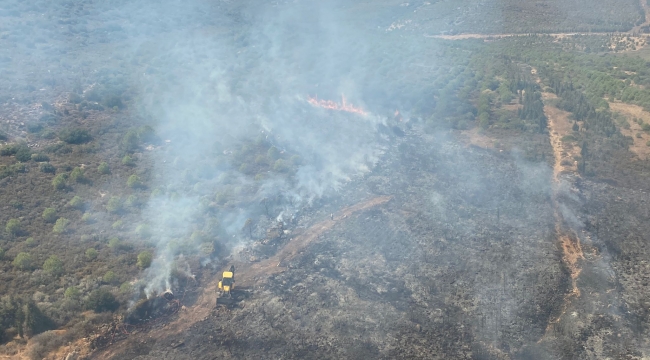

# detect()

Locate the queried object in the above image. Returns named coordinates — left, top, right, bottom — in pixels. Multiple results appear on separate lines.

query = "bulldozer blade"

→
left=216, top=297, right=235, bottom=306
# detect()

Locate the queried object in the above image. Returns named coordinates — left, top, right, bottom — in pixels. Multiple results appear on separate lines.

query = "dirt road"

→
left=428, top=0, right=650, bottom=40
left=93, top=195, right=392, bottom=359
left=425, top=32, right=612, bottom=40
left=533, top=68, right=585, bottom=337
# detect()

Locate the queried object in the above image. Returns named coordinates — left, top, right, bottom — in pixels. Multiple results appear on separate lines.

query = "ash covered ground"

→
left=102, top=125, right=650, bottom=359
left=105, top=126, right=567, bottom=359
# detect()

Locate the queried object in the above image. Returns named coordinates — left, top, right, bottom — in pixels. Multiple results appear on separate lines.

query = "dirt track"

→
left=428, top=0, right=650, bottom=41
left=536, top=68, right=586, bottom=339
left=426, top=32, right=612, bottom=40
left=94, top=195, right=392, bottom=359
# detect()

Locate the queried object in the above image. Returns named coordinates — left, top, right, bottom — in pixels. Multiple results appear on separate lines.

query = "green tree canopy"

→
left=12, top=253, right=32, bottom=271
left=42, top=208, right=57, bottom=223
left=137, top=251, right=153, bottom=269
left=43, top=255, right=64, bottom=276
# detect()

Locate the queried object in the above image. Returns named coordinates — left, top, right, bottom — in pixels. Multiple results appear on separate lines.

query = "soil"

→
left=458, top=128, right=496, bottom=150
left=608, top=101, right=650, bottom=159
left=542, top=92, right=582, bottom=175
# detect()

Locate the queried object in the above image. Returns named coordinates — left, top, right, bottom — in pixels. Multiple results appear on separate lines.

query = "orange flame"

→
left=307, top=94, right=367, bottom=116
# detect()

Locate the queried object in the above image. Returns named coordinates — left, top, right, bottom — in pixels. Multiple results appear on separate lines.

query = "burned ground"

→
left=97, top=125, right=575, bottom=359
left=4, top=0, right=650, bottom=359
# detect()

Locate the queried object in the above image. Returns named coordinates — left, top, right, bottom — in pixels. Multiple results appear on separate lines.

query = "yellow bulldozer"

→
left=216, top=265, right=236, bottom=306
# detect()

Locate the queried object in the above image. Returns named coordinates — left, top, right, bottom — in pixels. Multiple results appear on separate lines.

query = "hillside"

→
left=2, top=0, right=650, bottom=359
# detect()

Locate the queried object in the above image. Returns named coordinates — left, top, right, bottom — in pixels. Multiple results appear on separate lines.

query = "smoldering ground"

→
left=121, top=0, right=397, bottom=295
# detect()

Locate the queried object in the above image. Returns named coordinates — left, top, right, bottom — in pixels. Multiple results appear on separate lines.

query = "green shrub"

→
left=190, top=231, right=205, bottom=244
left=215, top=192, right=229, bottom=205
left=0, top=143, right=29, bottom=157
left=135, top=224, right=151, bottom=239
left=5, top=218, right=20, bottom=236
left=52, top=174, right=67, bottom=190
left=125, top=195, right=139, bottom=208
left=40, top=129, right=56, bottom=139
left=25, top=237, right=36, bottom=247
left=31, top=153, right=49, bottom=162
left=199, top=242, right=215, bottom=255
left=121, top=130, right=140, bottom=152
left=290, top=155, right=302, bottom=165
left=59, top=128, right=91, bottom=144
left=267, top=146, right=280, bottom=160
left=149, top=188, right=162, bottom=199
left=39, top=162, right=56, bottom=173
left=136, top=125, right=156, bottom=143
left=106, top=197, right=122, bottom=213
left=103, top=95, right=124, bottom=110
left=127, top=174, right=142, bottom=188
left=97, top=162, right=110, bottom=174
left=23, top=300, right=54, bottom=337
left=44, top=143, right=73, bottom=155
left=0, top=247, right=4, bottom=260
left=560, top=134, right=577, bottom=143
left=81, top=213, right=93, bottom=223
left=137, top=251, right=153, bottom=269
left=42, top=255, right=64, bottom=276
left=119, top=282, right=133, bottom=294
left=0, top=145, right=17, bottom=156
left=14, top=146, right=32, bottom=162
left=85, top=288, right=119, bottom=313
left=239, top=163, right=251, bottom=174
left=273, top=159, right=289, bottom=172
left=85, top=248, right=98, bottom=260
left=112, top=220, right=124, bottom=230
left=254, top=155, right=267, bottom=165
left=27, top=122, right=43, bottom=134
left=108, top=237, right=121, bottom=250
left=42, top=208, right=57, bottom=223
left=103, top=271, right=117, bottom=284
left=10, top=163, right=25, bottom=174
left=122, top=155, right=135, bottom=166
left=52, top=218, right=70, bottom=234
left=67, top=196, right=84, bottom=210
left=69, top=93, right=82, bottom=104
left=64, top=286, right=80, bottom=299
left=13, top=252, right=33, bottom=270
left=69, top=167, right=87, bottom=183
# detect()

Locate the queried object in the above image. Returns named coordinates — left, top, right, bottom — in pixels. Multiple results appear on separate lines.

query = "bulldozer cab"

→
left=220, top=271, right=234, bottom=292
left=216, top=265, right=248, bottom=307
left=217, top=266, right=237, bottom=306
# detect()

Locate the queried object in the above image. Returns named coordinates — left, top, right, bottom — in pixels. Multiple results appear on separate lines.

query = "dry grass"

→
left=608, top=101, right=650, bottom=159
left=542, top=92, right=581, bottom=175
left=457, top=128, right=496, bottom=150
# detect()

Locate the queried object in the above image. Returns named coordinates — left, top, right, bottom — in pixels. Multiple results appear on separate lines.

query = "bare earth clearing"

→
left=609, top=101, right=650, bottom=159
